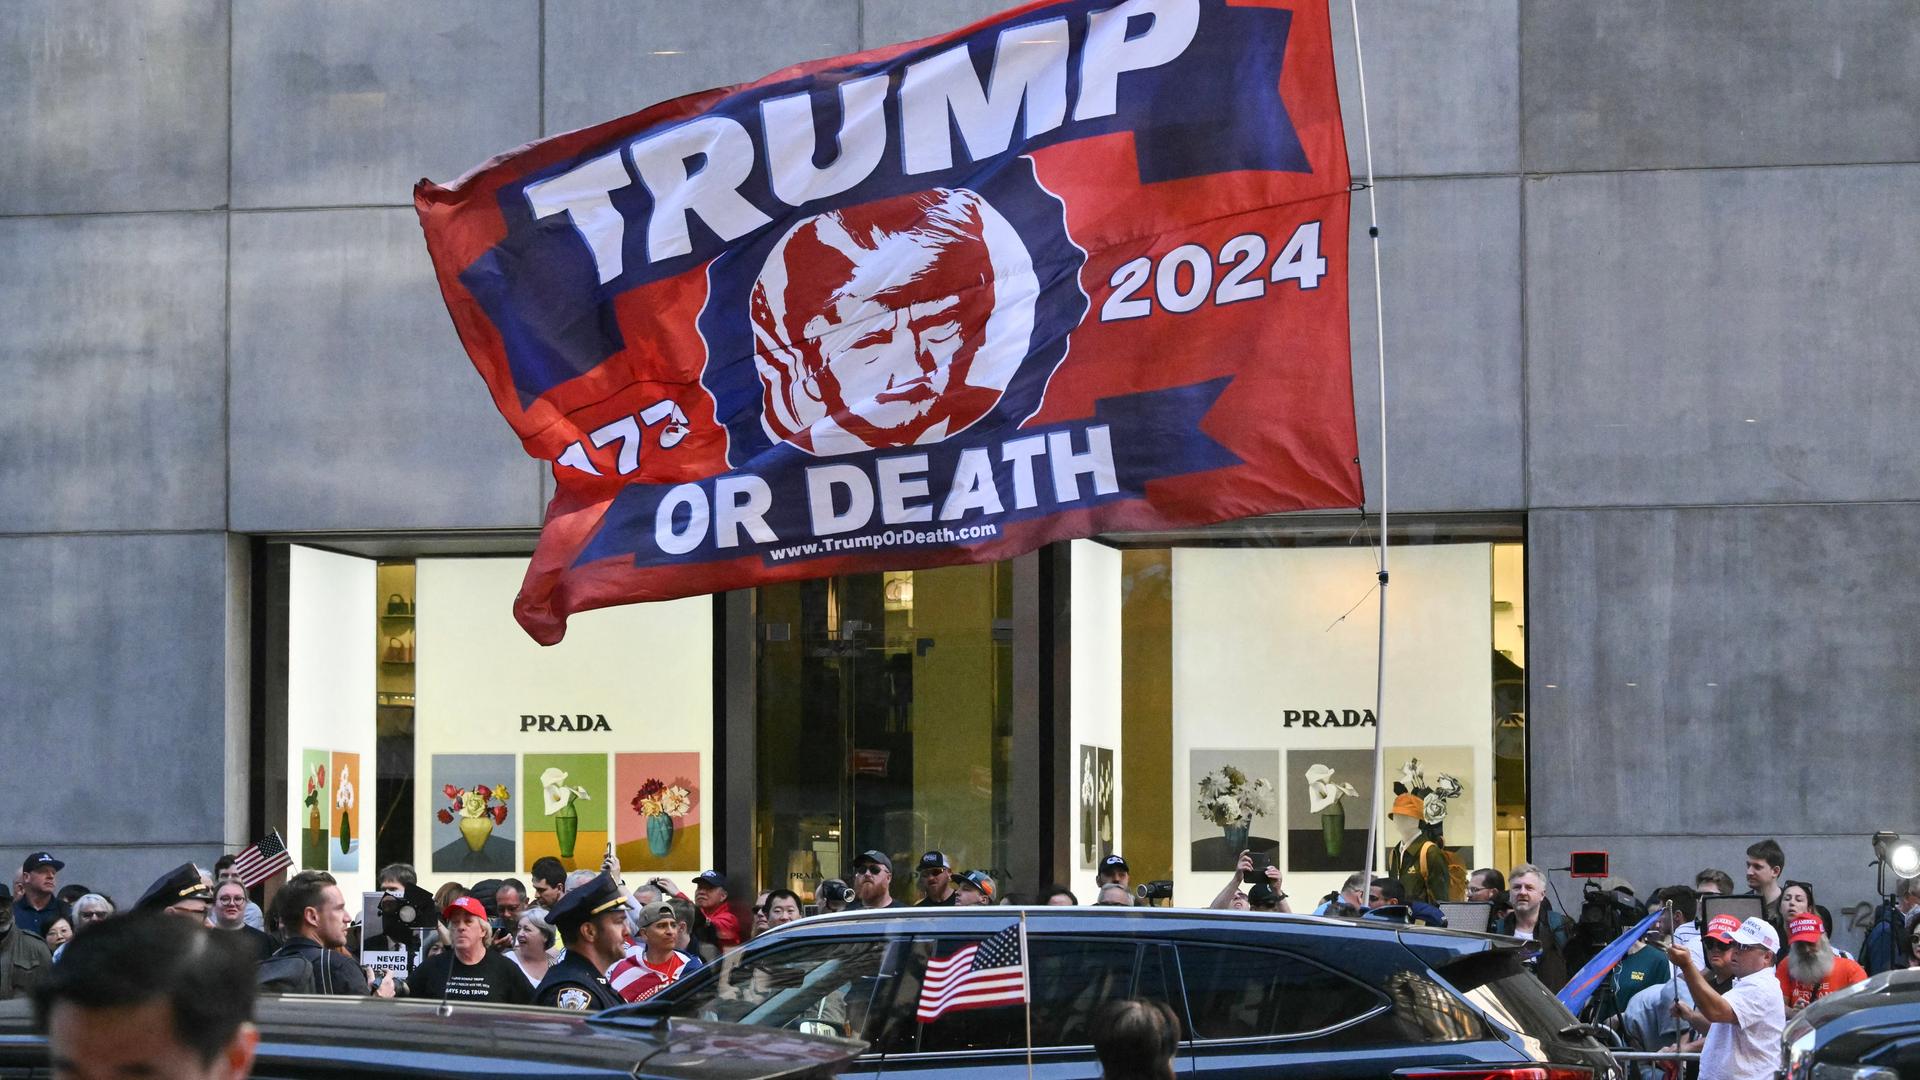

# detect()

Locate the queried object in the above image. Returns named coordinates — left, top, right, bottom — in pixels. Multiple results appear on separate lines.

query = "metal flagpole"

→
left=1020, top=910, right=1034, bottom=1080
left=1347, top=0, right=1393, bottom=887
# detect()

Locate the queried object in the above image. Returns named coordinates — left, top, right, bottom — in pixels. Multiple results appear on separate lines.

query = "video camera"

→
left=1568, top=878, right=1647, bottom=972
left=1135, top=880, right=1174, bottom=902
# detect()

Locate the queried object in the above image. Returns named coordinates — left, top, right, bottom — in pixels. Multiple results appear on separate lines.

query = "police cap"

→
left=549, top=871, right=625, bottom=936
left=134, top=862, right=214, bottom=914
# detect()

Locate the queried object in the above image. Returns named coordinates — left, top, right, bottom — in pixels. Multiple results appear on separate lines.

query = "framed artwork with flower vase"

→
left=1077, top=745, right=1099, bottom=870
left=430, top=754, right=516, bottom=873
left=1378, top=746, right=1475, bottom=870
left=1284, top=747, right=1376, bottom=871
left=614, top=752, right=700, bottom=871
left=523, top=753, right=607, bottom=874
left=300, top=749, right=331, bottom=870
left=329, top=750, right=360, bottom=872
left=1188, top=748, right=1279, bottom=872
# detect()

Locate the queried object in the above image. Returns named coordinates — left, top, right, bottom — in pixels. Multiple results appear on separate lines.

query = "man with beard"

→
left=1777, top=913, right=1867, bottom=1018
left=1666, top=916, right=1785, bottom=1080
left=848, top=851, right=896, bottom=910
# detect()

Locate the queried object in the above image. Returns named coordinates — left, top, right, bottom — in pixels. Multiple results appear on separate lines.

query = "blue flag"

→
left=1557, top=908, right=1665, bottom=1016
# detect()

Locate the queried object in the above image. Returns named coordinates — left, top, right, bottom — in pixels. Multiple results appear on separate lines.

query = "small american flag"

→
left=916, top=923, right=1029, bottom=1023
left=230, top=830, right=292, bottom=888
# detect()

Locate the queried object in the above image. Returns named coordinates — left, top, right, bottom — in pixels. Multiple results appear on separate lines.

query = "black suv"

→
left=609, top=907, right=1618, bottom=1079
left=1782, top=967, right=1920, bottom=1079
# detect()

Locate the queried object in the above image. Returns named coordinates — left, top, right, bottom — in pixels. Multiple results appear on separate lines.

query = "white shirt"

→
left=1698, top=967, right=1785, bottom=1080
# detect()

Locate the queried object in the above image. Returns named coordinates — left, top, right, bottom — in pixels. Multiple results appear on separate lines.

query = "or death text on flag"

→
left=417, top=0, right=1359, bottom=642
left=230, top=830, right=291, bottom=888
left=916, top=923, right=1029, bottom=1023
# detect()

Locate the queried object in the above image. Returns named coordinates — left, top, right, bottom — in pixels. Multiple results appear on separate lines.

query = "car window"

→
left=1176, top=943, right=1384, bottom=1040
left=885, top=936, right=1146, bottom=1054
left=666, top=938, right=894, bottom=1041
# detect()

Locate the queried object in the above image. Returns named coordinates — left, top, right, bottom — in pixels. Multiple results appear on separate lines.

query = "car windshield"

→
left=670, top=939, right=893, bottom=1039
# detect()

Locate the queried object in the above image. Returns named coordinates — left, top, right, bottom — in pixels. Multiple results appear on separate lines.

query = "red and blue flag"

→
left=416, top=0, right=1360, bottom=643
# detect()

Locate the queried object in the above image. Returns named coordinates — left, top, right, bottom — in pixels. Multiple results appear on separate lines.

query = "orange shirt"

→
left=1777, top=954, right=1868, bottom=1010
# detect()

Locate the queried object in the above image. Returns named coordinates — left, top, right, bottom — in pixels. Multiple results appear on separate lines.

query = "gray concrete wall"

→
left=1, top=0, right=1915, bottom=913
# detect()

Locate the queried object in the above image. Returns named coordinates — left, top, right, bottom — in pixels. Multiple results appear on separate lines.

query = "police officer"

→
left=534, top=872, right=627, bottom=1011
left=131, top=863, right=215, bottom=921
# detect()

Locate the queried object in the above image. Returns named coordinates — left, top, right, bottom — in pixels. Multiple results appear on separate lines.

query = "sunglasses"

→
left=77, top=910, right=110, bottom=921
left=854, top=866, right=887, bottom=876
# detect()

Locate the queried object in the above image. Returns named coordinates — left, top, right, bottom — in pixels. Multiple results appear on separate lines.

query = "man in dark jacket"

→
left=535, top=874, right=627, bottom=1011
left=1494, top=863, right=1572, bottom=991
left=270, top=871, right=394, bottom=996
left=0, top=885, right=54, bottom=1001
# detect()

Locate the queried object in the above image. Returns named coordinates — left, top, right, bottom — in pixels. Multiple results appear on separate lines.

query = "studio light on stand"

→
left=1871, top=831, right=1920, bottom=896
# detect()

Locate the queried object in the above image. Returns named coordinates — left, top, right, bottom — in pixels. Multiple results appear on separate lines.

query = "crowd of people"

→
left=12, top=835, right=1919, bottom=1080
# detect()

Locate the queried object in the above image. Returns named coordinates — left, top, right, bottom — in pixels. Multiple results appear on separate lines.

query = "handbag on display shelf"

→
left=383, top=636, right=408, bottom=663
left=385, top=593, right=410, bottom=616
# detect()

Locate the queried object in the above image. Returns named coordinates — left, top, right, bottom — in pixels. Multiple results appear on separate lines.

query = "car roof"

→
left=0, top=996, right=863, bottom=1079
left=764, top=905, right=1523, bottom=958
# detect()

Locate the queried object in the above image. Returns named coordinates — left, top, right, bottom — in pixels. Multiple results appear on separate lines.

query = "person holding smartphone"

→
left=1210, top=850, right=1290, bottom=912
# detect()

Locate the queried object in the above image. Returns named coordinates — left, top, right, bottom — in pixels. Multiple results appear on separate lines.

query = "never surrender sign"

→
left=417, top=0, right=1360, bottom=644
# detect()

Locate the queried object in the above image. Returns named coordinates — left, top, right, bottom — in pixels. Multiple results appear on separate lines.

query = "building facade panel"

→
left=1529, top=505, right=1920, bottom=842
left=858, top=0, right=1018, bottom=49
left=1351, top=177, right=1524, bottom=512
left=541, top=0, right=859, bottom=136
left=1521, top=0, right=1920, bottom=173
left=0, top=0, right=228, bottom=215
left=1332, top=0, right=1520, bottom=179
left=229, top=208, right=543, bottom=533
left=232, top=0, right=542, bottom=208
left=0, top=212, right=228, bottom=533
left=0, top=533, right=240, bottom=900
left=1525, top=165, right=1920, bottom=509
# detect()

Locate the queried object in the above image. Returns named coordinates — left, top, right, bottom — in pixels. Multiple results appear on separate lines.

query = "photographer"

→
left=1212, top=850, right=1291, bottom=912
left=412, top=896, right=532, bottom=1004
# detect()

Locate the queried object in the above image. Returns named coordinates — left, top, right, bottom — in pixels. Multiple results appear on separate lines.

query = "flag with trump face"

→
left=417, top=0, right=1360, bottom=644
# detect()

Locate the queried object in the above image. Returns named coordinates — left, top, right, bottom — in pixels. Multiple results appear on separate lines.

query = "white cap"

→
left=1728, top=916, right=1780, bottom=953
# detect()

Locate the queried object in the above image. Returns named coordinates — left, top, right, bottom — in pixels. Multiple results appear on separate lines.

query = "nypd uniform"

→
left=133, top=863, right=215, bottom=916
left=534, top=873, right=626, bottom=1012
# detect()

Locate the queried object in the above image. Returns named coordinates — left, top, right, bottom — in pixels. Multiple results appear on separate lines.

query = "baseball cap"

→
left=21, top=852, right=63, bottom=873
left=1729, top=916, right=1781, bottom=953
left=1099, top=854, right=1129, bottom=875
left=917, top=851, right=950, bottom=872
left=1247, top=882, right=1280, bottom=906
left=442, top=896, right=487, bottom=922
left=956, top=870, right=995, bottom=899
left=1705, top=913, right=1743, bottom=942
left=1599, top=876, right=1635, bottom=897
left=692, top=869, right=730, bottom=891
left=1787, top=914, right=1824, bottom=944
left=1390, top=794, right=1424, bottom=818
left=852, top=850, right=893, bottom=873
left=638, top=900, right=677, bottom=927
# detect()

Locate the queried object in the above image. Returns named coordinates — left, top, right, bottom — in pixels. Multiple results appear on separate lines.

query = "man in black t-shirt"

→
left=412, top=897, right=531, bottom=1004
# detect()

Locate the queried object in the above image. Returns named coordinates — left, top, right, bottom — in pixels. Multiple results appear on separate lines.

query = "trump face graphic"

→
left=749, top=187, right=1039, bottom=456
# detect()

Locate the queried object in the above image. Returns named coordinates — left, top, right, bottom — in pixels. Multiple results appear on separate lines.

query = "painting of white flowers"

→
left=1285, top=748, right=1375, bottom=871
left=1189, top=748, right=1279, bottom=872
left=1078, top=745, right=1099, bottom=869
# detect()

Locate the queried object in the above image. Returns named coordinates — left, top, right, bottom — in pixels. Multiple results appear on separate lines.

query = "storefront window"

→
left=755, top=562, right=1015, bottom=905
left=1072, top=520, right=1527, bottom=906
